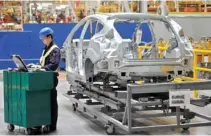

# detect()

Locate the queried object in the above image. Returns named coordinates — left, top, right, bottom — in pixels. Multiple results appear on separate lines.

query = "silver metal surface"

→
left=131, top=122, right=211, bottom=132
left=63, top=13, right=193, bottom=88
left=113, top=112, right=184, bottom=119
left=127, top=87, right=132, bottom=133
left=77, top=89, right=119, bottom=109
left=195, top=113, right=211, bottom=122
left=132, top=100, right=169, bottom=107
left=128, top=80, right=211, bottom=94
left=176, top=106, right=180, bottom=126
left=64, top=93, right=129, bottom=131
left=64, top=80, right=211, bottom=134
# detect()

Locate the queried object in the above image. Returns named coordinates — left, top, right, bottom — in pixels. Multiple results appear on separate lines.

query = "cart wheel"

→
left=25, top=128, right=33, bottom=135
left=181, top=119, right=190, bottom=131
left=73, top=104, right=76, bottom=111
left=105, top=124, right=116, bottom=135
left=42, top=125, right=51, bottom=133
left=34, top=127, right=42, bottom=134
left=7, top=124, right=15, bottom=132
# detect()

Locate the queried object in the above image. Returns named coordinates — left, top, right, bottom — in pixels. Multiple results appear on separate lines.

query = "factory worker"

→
left=39, top=27, right=60, bottom=133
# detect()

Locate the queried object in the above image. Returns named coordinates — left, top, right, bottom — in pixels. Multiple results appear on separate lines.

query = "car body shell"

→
left=62, top=13, right=193, bottom=87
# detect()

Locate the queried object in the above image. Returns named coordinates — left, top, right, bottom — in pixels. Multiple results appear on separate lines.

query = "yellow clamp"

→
left=172, top=77, right=198, bottom=98
left=172, top=78, right=182, bottom=83
left=137, top=80, right=143, bottom=84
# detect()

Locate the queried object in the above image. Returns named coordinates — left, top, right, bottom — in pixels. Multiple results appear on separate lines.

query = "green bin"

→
left=3, top=70, right=54, bottom=134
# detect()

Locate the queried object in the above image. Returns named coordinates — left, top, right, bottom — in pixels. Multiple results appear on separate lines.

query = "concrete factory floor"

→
left=1, top=75, right=211, bottom=135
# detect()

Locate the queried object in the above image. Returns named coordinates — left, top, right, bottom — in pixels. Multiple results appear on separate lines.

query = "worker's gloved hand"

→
left=31, top=64, right=42, bottom=69
left=27, top=63, right=35, bottom=68
left=33, top=65, right=46, bottom=71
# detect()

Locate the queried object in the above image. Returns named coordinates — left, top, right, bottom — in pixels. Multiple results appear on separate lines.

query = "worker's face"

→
left=41, top=36, right=51, bottom=46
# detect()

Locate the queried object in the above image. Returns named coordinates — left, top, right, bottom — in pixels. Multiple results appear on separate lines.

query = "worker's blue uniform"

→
left=41, top=41, right=60, bottom=130
left=42, top=41, right=61, bottom=71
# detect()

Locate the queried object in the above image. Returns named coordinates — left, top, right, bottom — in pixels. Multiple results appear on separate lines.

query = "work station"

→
left=1, top=0, right=211, bottom=135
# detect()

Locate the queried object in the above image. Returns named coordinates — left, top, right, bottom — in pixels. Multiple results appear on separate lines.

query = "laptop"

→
left=11, top=55, right=28, bottom=72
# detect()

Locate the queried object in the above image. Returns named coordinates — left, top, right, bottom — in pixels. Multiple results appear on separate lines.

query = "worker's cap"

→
left=39, top=27, right=54, bottom=39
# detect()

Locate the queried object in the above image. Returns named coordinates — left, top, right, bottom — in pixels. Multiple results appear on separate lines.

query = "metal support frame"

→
left=128, top=80, right=211, bottom=94
left=64, top=80, right=211, bottom=134
left=125, top=81, right=211, bottom=133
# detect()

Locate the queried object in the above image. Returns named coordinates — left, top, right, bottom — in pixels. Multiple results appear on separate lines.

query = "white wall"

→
left=171, top=16, right=211, bottom=40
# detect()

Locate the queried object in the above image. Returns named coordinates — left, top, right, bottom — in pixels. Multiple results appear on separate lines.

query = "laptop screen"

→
left=11, top=55, right=28, bottom=72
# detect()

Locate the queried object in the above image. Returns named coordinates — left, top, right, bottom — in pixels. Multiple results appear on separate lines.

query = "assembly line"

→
left=62, top=13, right=211, bottom=134
left=2, top=0, right=211, bottom=135
left=1, top=13, right=211, bottom=135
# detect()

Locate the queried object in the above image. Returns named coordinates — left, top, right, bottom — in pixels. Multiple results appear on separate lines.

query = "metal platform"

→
left=64, top=80, right=211, bottom=134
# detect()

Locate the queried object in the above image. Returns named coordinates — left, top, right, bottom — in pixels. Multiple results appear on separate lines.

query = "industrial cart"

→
left=64, top=80, right=211, bottom=135
left=3, top=70, right=54, bottom=135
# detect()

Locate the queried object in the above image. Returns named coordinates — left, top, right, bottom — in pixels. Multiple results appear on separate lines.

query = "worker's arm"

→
left=42, top=48, right=61, bottom=71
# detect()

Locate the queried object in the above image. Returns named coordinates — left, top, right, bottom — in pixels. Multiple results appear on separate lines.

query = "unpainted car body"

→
left=62, top=13, right=193, bottom=88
